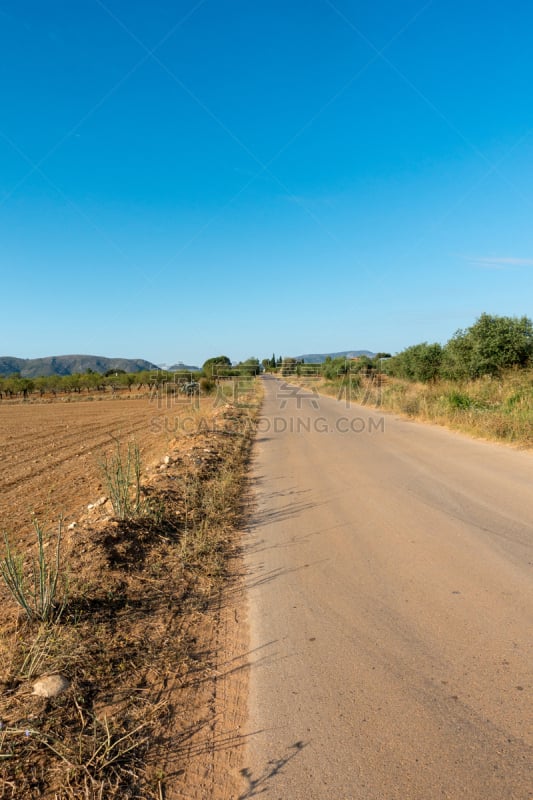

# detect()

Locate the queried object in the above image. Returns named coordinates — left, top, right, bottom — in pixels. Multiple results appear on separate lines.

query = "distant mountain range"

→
left=158, top=362, right=200, bottom=372
left=0, top=355, right=160, bottom=378
left=0, top=351, right=374, bottom=378
left=295, top=350, right=376, bottom=364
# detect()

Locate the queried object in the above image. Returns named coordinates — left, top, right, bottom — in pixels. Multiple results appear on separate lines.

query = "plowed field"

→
left=0, top=388, right=257, bottom=800
left=0, top=395, right=186, bottom=541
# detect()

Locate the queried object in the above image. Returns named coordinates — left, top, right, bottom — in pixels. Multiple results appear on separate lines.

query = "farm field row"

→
left=0, top=395, right=203, bottom=542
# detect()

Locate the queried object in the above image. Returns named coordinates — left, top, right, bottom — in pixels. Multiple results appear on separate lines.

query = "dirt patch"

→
left=0, top=388, right=258, bottom=799
left=0, top=394, right=183, bottom=541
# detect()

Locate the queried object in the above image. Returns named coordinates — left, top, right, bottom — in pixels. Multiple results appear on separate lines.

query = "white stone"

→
left=32, top=674, right=70, bottom=698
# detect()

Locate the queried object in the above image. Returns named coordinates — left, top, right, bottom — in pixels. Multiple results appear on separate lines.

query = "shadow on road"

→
left=239, top=740, right=309, bottom=798
left=243, top=558, right=329, bottom=591
left=248, top=485, right=322, bottom=530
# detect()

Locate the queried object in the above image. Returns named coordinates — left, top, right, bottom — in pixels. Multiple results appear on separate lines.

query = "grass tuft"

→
left=98, top=438, right=143, bottom=520
left=0, top=517, right=68, bottom=623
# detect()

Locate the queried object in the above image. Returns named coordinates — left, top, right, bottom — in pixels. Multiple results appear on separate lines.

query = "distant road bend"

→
left=242, top=375, right=533, bottom=800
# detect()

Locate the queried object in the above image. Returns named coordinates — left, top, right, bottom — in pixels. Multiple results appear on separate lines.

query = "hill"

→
left=295, top=350, right=376, bottom=364
left=0, top=355, right=160, bottom=378
left=159, top=362, right=200, bottom=372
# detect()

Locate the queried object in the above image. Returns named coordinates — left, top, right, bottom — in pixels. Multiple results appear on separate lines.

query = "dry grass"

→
left=0, top=381, right=261, bottom=799
left=306, top=369, right=533, bottom=446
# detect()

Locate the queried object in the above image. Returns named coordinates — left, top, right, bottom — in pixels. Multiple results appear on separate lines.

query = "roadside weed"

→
left=0, top=517, right=68, bottom=623
left=99, top=439, right=142, bottom=520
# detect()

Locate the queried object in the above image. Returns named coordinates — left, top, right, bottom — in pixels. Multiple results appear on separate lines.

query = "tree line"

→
left=0, top=356, right=264, bottom=400
left=5, top=313, right=527, bottom=399
left=385, top=313, right=533, bottom=382
left=258, top=313, right=533, bottom=384
left=0, top=369, right=169, bottom=399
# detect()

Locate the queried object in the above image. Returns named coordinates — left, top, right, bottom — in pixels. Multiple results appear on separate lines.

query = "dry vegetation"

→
left=302, top=369, right=533, bottom=446
left=0, top=380, right=260, bottom=799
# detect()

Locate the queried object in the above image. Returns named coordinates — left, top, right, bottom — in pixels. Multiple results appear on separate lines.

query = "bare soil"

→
left=0, top=391, right=257, bottom=799
left=0, top=394, right=179, bottom=540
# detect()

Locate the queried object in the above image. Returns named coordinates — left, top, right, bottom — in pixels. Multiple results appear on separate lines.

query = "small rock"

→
left=163, top=455, right=171, bottom=465
left=88, top=496, right=107, bottom=511
left=67, top=522, right=77, bottom=531
left=32, top=675, right=70, bottom=698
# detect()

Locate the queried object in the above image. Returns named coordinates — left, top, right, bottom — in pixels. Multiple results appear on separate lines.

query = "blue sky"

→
left=1, top=0, right=533, bottom=365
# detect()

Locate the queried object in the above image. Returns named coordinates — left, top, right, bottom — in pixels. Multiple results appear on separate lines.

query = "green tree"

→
left=442, top=313, right=533, bottom=378
left=202, top=355, right=232, bottom=378
left=440, top=333, right=474, bottom=380
left=388, top=343, right=443, bottom=382
left=64, top=374, right=82, bottom=393
left=135, top=370, right=151, bottom=389
left=236, top=357, right=260, bottom=375
left=322, top=356, right=349, bottom=379
left=280, top=357, right=298, bottom=376
left=17, top=377, right=35, bottom=398
left=123, top=372, right=137, bottom=390
left=47, top=374, right=63, bottom=396
left=34, top=376, right=49, bottom=397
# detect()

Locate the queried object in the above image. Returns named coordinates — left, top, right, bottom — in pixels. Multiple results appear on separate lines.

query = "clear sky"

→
left=1, top=0, right=533, bottom=365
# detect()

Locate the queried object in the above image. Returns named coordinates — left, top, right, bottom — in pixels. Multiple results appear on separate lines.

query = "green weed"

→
left=99, top=439, right=142, bottom=520
left=0, top=517, right=68, bottom=623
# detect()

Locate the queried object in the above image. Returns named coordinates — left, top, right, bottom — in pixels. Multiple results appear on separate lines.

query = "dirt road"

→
left=242, top=376, right=533, bottom=799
